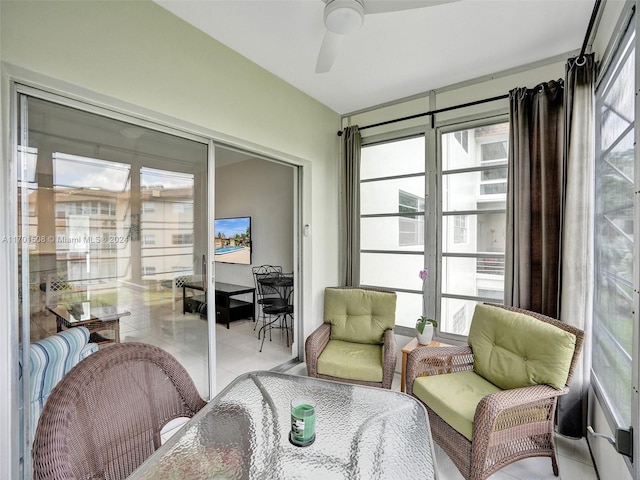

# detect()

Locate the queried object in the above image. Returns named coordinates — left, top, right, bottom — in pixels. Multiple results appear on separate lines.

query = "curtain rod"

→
left=579, top=0, right=602, bottom=61
left=337, top=93, right=508, bottom=136
left=338, top=0, right=602, bottom=138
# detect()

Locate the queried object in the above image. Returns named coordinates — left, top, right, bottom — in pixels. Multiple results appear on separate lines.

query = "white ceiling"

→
left=155, top=0, right=595, bottom=115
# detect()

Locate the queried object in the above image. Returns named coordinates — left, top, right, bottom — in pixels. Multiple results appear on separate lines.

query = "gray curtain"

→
left=557, top=54, right=595, bottom=438
left=505, top=80, right=565, bottom=318
left=341, top=126, right=361, bottom=286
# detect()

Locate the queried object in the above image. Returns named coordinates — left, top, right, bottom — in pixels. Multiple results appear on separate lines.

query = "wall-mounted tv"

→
left=214, top=216, right=252, bottom=265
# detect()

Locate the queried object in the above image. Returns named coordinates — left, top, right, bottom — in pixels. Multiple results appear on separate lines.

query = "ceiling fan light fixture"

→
left=324, top=0, right=365, bottom=35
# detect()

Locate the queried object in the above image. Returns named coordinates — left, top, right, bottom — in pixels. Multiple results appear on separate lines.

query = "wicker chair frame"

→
left=405, top=304, right=585, bottom=480
left=305, top=286, right=397, bottom=389
left=32, top=342, right=206, bottom=480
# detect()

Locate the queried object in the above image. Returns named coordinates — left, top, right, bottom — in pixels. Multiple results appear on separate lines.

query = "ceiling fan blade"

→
left=315, top=30, right=344, bottom=73
left=363, top=0, right=460, bottom=15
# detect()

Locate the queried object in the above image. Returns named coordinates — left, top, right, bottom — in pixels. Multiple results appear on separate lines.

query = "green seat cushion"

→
left=317, top=340, right=383, bottom=383
left=324, top=288, right=396, bottom=345
left=468, top=304, right=577, bottom=390
left=413, top=370, right=502, bottom=440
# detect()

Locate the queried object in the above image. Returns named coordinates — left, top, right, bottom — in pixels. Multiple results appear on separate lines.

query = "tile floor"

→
left=34, top=299, right=599, bottom=480
left=117, top=302, right=295, bottom=399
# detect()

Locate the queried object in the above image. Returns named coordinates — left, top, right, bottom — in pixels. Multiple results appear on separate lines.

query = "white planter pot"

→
left=416, top=324, right=434, bottom=345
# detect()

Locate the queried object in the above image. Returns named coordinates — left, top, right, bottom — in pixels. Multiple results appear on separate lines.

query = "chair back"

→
left=32, top=343, right=206, bottom=480
left=474, top=304, right=585, bottom=389
left=45, top=276, right=71, bottom=307
left=253, top=265, right=282, bottom=300
left=323, top=286, right=396, bottom=345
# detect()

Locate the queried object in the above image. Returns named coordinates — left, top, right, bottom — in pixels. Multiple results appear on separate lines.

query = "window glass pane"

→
left=443, top=172, right=507, bottom=211
left=396, top=291, right=423, bottom=328
left=53, top=153, right=130, bottom=192
left=441, top=256, right=504, bottom=299
left=593, top=22, right=635, bottom=426
left=441, top=122, right=508, bottom=336
left=360, top=137, right=426, bottom=328
left=481, top=141, right=508, bottom=162
left=361, top=177, right=424, bottom=215
left=601, top=40, right=634, bottom=152
left=442, top=170, right=478, bottom=210
left=440, top=298, right=478, bottom=335
left=360, top=252, right=424, bottom=328
left=361, top=137, right=425, bottom=179
left=360, top=252, right=423, bottom=291
left=443, top=124, right=509, bottom=170
left=442, top=212, right=506, bottom=254
left=361, top=216, right=424, bottom=251
left=141, top=169, right=195, bottom=282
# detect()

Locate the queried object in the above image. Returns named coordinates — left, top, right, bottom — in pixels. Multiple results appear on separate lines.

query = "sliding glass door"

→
left=16, top=93, right=211, bottom=465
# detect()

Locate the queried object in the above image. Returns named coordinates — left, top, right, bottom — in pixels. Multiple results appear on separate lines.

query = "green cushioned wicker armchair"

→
left=405, top=303, right=584, bottom=480
left=305, top=286, right=397, bottom=389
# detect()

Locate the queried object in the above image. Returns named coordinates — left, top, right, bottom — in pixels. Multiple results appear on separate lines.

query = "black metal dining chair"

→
left=258, top=273, right=293, bottom=352
left=252, top=265, right=283, bottom=331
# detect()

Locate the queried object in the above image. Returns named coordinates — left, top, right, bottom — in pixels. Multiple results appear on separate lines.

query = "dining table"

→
left=128, top=371, right=438, bottom=479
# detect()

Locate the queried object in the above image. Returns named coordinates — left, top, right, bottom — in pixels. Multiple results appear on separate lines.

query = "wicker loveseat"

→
left=405, top=303, right=584, bottom=480
left=305, top=286, right=397, bottom=389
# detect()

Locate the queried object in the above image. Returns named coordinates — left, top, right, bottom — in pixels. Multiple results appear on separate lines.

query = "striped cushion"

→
left=28, top=327, right=98, bottom=436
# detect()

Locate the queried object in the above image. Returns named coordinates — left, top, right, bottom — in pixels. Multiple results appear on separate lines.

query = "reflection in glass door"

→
left=17, top=94, right=210, bottom=465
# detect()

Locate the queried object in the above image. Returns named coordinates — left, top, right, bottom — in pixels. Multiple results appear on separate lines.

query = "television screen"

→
left=214, top=216, right=252, bottom=265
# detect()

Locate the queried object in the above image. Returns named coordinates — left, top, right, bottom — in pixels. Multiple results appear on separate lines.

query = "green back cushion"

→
left=468, top=304, right=576, bottom=390
left=324, top=288, right=396, bottom=345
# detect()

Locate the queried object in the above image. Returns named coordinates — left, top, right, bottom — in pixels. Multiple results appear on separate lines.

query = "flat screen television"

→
left=214, top=216, right=252, bottom=265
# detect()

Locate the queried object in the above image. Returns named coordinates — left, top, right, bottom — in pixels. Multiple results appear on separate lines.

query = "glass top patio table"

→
left=129, top=371, right=438, bottom=480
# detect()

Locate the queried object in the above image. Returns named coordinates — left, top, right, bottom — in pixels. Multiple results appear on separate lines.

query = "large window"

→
left=592, top=20, right=635, bottom=429
left=360, top=136, right=425, bottom=328
left=359, top=125, right=509, bottom=332
left=440, top=123, right=509, bottom=336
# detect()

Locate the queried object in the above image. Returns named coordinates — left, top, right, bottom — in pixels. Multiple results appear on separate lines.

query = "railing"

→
left=476, top=256, right=505, bottom=275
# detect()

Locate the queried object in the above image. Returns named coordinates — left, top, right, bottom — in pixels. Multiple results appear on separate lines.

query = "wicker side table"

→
left=400, top=338, right=449, bottom=392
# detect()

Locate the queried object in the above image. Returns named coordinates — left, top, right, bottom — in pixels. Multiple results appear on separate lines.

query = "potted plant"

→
left=416, top=316, right=438, bottom=345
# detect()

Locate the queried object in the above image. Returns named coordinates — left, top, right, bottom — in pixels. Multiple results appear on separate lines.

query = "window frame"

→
left=359, top=132, right=427, bottom=330
left=591, top=6, right=638, bottom=472
left=436, top=116, right=510, bottom=343
left=357, top=115, right=510, bottom=337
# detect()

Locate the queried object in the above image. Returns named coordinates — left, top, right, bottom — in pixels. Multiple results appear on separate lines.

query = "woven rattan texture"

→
left=405, top=303, right=584, bottom=480
left=32, top=342, right=206, bottom=480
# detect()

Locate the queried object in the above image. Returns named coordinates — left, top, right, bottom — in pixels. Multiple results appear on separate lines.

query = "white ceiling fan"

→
left=316, top=0, right=460, bottom=73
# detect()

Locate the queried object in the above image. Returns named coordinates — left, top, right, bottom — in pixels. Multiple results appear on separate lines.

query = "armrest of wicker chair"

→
left=381, top=328, right=397, bottom=389
left=475, top=383, right=566, bottom=430
left=305, top=323, right=331, bottom=378
left=405, top=345, right=474, bottom=396
left=471, top=383, right=567, bottom=467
